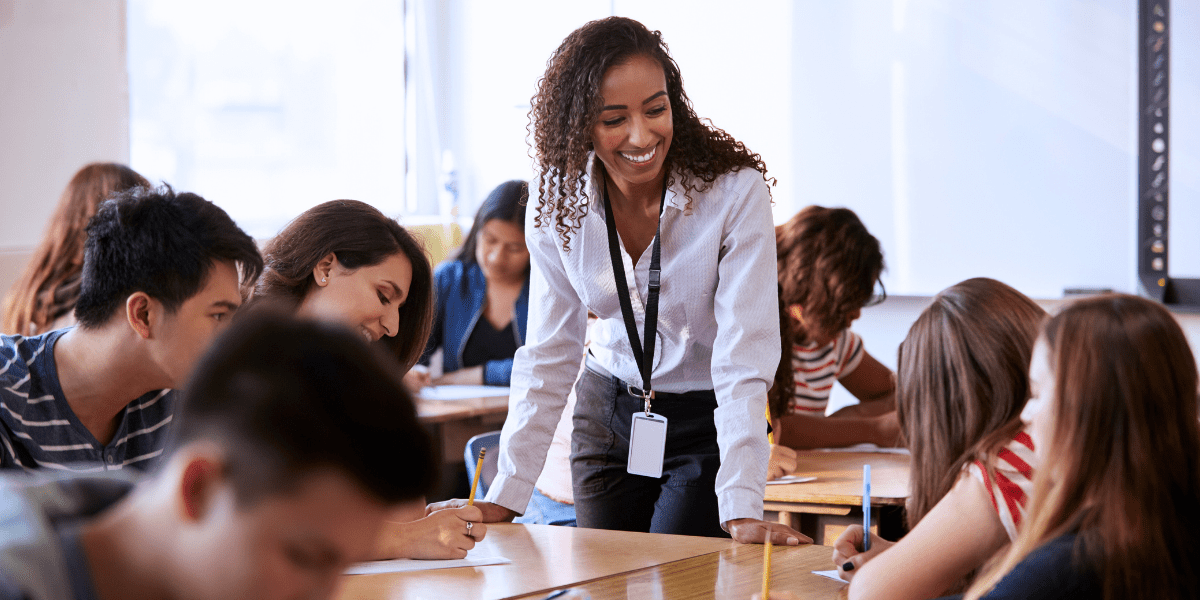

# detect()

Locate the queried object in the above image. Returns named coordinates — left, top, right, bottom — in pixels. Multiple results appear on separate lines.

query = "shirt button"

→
left=106, top=455, right=115, bottom=465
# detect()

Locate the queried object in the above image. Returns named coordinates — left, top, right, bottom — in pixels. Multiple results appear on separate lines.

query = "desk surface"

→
left=765, top=451, right=910, bottom=507
left=337, top=524, right=737, bottom=600
left=515, top=540, right=848, bottom=600
left=417, top=394, right=509, bottom=424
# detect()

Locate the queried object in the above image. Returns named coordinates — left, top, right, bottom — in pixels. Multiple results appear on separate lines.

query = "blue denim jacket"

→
left=419, top=260, right=529, bottom=385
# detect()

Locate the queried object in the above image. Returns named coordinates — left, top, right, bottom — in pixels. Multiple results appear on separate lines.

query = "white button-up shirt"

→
left=487, top=163, right=781, bottom=526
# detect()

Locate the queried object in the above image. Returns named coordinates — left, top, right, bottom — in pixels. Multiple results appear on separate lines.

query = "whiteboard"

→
left=791, top=1, right=1144, bottom=298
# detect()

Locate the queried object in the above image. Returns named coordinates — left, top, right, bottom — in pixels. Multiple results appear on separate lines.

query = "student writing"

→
left=955, top=295, right=1200, bottom=600
left=829, top=278, right=1046, bottom=599
left=0, top=311, right=438, bottom=600
left=409, top=180, right=530, bottom=388
left=246, top=199, right=483, bottom=560
left=767, top=205, right=899, bottom=479
left=0, top=186, right=261, bottom=472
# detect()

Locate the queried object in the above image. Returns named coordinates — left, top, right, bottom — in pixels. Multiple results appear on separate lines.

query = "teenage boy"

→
left=0, top=186, right=262, bottom=471
left=0, top=312, right=438, bottom=600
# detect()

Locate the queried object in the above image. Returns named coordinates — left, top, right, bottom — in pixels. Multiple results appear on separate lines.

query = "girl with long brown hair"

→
left=249, top=199, right=433, bottom=372
left=961, top=294, right=1200, bottom=600
left=448, top=16, right=804, bottom=544
left=249, top=200, right=489, bottom=561
left=826, top=278, right=1046, bottom=600
left=767, top=205, right=899, bottom=479
left=2, top=163, right=149, bottom=335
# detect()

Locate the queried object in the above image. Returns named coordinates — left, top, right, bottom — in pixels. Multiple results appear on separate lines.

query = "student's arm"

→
left=428, top=357, right=514, bottom=386
left=774, top=349, right=900, bottom=449
left=833, top=472, right=1010, bottom=600
left=432, top=365, right=484, bottom=386
left=832, top=350, right=896, bottom=418
left=774, top=411, right=900, bottom=449
left=373, top=505, right=488, bottom=560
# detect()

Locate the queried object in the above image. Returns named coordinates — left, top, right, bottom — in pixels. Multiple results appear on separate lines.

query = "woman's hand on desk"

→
left=426, top=499, right=519, bottom=523
left=830, top=525, right=893, bottom=581
left=767, top=444, right=798, bottom=480
left=726, top=518, right=811, bottom=545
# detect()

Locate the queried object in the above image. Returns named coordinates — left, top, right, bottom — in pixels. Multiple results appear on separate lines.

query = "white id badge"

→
left=628, top=412, right=668, bottom=478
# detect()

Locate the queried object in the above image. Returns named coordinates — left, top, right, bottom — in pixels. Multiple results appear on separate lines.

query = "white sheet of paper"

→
left=418, top=385, right=511, bottom=401
left=814, top=443, right=911, bottom=455
left=812, top=569, right=847, bottom=583
left=765, top=475, right=817, bottom=485
left=345, top=553, right=511, bottom=575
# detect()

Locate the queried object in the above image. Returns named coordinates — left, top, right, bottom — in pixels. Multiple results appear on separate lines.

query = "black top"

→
left=462, top=318, right=519, bottom=370
left=936, top=533, right=1100, bottom=600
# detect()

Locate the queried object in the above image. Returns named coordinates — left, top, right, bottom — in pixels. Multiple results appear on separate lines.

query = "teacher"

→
left=467, top=16, right=805, bottom=544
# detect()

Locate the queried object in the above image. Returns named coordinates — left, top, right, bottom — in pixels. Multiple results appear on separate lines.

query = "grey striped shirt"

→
left=0, top=330, right=174, bottom=472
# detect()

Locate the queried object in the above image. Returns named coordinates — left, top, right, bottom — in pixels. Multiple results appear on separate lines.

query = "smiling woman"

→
left=248, top=199, right=433, bottom=371
left=465, top=16, right=802, bottom=545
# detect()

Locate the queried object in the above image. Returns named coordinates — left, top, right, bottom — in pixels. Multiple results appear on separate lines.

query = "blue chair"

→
left=464, top=431, right=501, bottom=500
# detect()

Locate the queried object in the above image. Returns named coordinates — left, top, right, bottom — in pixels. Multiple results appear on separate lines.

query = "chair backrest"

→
left=464, top=431, right=501, bottom=500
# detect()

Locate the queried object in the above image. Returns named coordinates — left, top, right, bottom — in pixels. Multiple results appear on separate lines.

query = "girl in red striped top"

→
left=830, top=278, right=1046, bottom=600
left=767, top=206, right=899, bottom=479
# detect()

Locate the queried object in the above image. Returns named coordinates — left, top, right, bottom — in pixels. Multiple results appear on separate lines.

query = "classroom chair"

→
left=464, top=431, right=501, bottom=500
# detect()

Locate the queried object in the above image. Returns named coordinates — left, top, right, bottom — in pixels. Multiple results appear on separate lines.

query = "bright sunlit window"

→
left=127, top=0, right=408, bottom=239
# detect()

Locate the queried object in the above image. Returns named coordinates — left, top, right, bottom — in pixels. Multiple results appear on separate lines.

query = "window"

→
left=128, top=0, right=408, bottom=239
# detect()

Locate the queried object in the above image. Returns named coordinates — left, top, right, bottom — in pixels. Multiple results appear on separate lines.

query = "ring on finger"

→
left=465, top=521, right=474, bottom=538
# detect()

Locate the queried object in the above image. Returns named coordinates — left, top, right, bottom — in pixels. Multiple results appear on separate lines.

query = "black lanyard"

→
left=602, top=179, right=666, bottom=410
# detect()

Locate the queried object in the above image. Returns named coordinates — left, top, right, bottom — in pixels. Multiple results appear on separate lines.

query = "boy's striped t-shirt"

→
left=787, top=329, right=864, bottom=415
left=0, top=330, right=174, bottom=472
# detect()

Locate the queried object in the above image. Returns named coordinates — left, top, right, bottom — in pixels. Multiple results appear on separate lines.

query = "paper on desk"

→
left=813, top=443, right=910, bottom=455
left=812, top=569, right=847, bottom=583
left=418, top=385, right=511, bottom=401
left=765, top=475, right=817, bottom=485
left=345, top=553, right=512, bottom=575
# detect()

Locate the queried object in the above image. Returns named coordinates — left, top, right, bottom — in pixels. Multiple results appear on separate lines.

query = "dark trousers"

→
left=570, top=364, right=728, bottom=538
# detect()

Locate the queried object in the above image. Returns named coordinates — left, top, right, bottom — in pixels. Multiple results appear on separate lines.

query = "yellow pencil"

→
left=468, top=447, right=486, bottom=506
left=762, top=538, right=773, bottom=599
left=765, top=404, right=775, bottom=445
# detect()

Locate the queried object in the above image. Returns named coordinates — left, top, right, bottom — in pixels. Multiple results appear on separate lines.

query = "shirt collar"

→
left=586, top=152, right=683, bottom=213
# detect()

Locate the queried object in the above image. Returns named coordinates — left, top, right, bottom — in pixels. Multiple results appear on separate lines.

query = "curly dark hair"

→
left=528, top=16, right=773, bottom=250
left=768, top=205, right=884, bottom=418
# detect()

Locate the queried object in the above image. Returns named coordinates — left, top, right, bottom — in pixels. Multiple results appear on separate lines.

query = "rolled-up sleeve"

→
left=709, top=177, right=781, bottom=525
left=485, top=199, right=589, bottom=513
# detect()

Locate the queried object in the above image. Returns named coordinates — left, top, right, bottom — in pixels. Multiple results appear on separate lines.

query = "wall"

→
left=830, top=295, right=1200, bottom=412
left=0, top=0, right=129, bottom=321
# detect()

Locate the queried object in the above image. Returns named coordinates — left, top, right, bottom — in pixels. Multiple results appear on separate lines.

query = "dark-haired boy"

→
left=0, top=187, right=262, bottom=471
left=0, top=312, right=438, bottom=600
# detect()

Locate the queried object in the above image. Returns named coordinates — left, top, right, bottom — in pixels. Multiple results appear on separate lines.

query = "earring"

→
left=321, top=277, right=327, bottom=284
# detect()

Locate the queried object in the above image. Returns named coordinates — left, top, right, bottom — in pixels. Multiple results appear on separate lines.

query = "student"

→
left=955, top=295, right=1200, bottom=600
left=2, top=163, right=149, bottom=336
left=410, top=180, right=530, bottom=387
left=248, top=200, right=482, bottom=559
left=0, top=186, right=262, bottom=472
left=827, top=278, right=1046, bottom=600
left=767, top=206, right=899, bottom=479
left=0, top=311, right=438, bottom=600
left=250, top=199, right=433, bottom=372
left=465, top=17, right=805, bottom=544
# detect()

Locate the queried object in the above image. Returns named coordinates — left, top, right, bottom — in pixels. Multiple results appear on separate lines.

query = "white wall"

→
left=830, top=295, right=1200, bottom=412
left=0, top=0, right=129, bottom=315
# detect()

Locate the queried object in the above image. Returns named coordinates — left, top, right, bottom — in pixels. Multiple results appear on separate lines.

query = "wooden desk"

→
left=764, top=451, right=910, bottom=545
left=338, top=523, right=736, bottom=600
left=514, top=540, right=848, bottom=600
